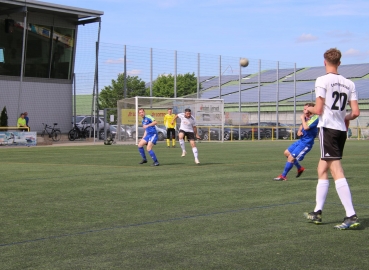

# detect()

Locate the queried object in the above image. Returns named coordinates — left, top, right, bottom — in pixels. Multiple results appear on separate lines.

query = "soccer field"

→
left=1, top=141, right=368, bottom=269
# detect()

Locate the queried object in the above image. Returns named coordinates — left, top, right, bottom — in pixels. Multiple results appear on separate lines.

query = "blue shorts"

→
left=143, top=133, right=158, bottom=145
left=288, top=140, right=313, bottom=161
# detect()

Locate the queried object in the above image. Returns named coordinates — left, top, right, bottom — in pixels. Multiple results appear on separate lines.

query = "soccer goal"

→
left=117, top=96, right=224, bottom=143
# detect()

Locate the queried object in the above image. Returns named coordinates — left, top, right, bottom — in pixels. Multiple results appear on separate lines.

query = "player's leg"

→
left=166, top=129, right=170, bottom=147
left=147, top=135, right=159, bottom=166
left=274, top=143, right=296, bottom=181
left=171, top=129, right=176, bottom=147
left=138, top=138, right=148, bottom=164
left=188, top=133, right=199, bottom=164
left=178, top=131, right=186, bottom=156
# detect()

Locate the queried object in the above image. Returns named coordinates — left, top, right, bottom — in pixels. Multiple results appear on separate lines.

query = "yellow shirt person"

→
left=163, top=108, right=176, bottom=147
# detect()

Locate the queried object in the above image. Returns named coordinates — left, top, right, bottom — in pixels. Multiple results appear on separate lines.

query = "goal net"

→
left=117, top=96, right=224, bottom=143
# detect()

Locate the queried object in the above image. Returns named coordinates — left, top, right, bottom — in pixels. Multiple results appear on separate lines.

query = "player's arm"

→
left=163, top=115, right=168, bottom=129
left=193, top=126, right=200, bottom=139
left=300, top=114, right=310, bottom=131
left=171, top=115, right=178, bottom=125
left=307, top=96, right=324, bottom=115
left=345, top=100, right=360, bottom=130
left=297, top=124, right=303, bottom=136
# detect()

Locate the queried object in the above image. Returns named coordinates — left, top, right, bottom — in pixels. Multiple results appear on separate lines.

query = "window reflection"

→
left=0, top=19, right=74, bottom=79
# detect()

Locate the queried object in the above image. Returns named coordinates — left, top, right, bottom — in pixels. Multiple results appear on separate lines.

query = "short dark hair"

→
left=184, top=108, right=191, bottom=113
left=324, top=48, right=341, bottom=65
left=304, top=102, right=315, bottom=107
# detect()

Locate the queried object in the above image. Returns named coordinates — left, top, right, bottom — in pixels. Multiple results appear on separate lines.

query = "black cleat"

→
left=139, top=160, right=147, bottom=164
left=152, top=161, right=160, bottom=166
left=303, top=210, right=322, bottom=224
left=334, top=215, right=360, bottom=230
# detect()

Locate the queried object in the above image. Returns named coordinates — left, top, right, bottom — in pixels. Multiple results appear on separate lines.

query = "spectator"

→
left=17, top=113, right=28, bottom=131
left=24, top=112, right=30, bottom=131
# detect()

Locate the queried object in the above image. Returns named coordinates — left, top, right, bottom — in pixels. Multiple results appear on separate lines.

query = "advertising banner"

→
left=121, top=109, right=167, bottom=125
left=0, top=132, right=37, bottom=146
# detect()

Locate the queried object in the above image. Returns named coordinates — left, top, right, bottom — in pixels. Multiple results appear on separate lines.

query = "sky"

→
left=48, top=0, right=369, bottom=68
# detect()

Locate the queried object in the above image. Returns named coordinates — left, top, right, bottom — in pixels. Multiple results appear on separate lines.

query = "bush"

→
left=0, top=106, right=8, bottom=129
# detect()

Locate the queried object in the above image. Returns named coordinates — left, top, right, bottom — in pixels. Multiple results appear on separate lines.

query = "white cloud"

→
left=296, top=33, right=318, bottom=43
left=326, top=30, right=353, bottom=38
left=343, top=48, right=369, bottom=58
left=127, top=69, right=142, bottom=76
left=105, top=58, right=125, bottom=64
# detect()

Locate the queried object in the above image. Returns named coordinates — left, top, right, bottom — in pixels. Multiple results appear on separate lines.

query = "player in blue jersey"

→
left=137, top=108, right=160, bottom=166
left=274, top=103, right=318, bottom=181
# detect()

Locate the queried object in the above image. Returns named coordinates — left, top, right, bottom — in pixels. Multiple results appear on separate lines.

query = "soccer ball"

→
left=240, top=58, right=249, bottom=67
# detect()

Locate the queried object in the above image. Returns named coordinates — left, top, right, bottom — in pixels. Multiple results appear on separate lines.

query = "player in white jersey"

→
left=304, top=48, right=360, bottom=230
left=171, top=108, right=201, bottom=164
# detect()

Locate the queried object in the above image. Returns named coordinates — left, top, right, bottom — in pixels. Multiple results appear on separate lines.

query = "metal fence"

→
left=73, top=43, right=369, bottom=141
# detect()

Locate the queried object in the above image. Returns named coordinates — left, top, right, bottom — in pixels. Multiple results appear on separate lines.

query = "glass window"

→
left=0, top=48, right=4, bottom=63
left=24, top=23, right=52, bottom=78
left=0, top=19, right=75, bottom=79
left=0, top=19, right=24, bottom=76
left=50, top=27, right=74, bottom=80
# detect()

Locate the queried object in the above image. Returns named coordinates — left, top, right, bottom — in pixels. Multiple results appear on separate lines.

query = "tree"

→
left=0, top=106, right=8, bottom=129
left=99, top=73, right=146, bottom=109
left=151, top=72, right=198, bottom=97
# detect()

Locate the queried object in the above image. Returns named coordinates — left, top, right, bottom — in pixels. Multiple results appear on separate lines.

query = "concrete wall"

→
left=0, top=77, right=72, bottom=133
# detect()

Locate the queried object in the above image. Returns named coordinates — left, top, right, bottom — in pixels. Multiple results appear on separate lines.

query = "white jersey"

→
left=315, top=73, right=358, bottom=131
left=177, top=113, right=196, bottom=132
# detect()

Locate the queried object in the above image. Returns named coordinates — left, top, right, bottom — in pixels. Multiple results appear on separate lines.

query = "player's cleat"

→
left=167, top=146, right=170, bottom=148
left=296, top=167, right=305, bottom=178
left=334, top=215, right=360, bottom=230
left=139, top=160, right=147, bottom=164
left=152, top=161, right=160, bottom=166
left=181, top=151, right=186, bottom=157
left=303, top=210, right=322, bottom=224
left=195, top=158, right=200, bottom=164
left=273, top=175, right=287, bottom=181
left=172, top=145, right=176, bottom=148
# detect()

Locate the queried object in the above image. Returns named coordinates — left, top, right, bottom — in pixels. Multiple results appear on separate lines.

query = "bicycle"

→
left=68, top=121, right=93, bottom=141
left=41, top=123, right=61, bottom=142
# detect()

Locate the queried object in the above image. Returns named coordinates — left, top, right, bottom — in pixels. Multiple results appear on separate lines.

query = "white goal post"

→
left=117, top=96, right=225, bottom=143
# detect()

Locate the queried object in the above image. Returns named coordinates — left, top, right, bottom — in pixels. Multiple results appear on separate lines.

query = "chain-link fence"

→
left=73, top=43, right=369, bottom=141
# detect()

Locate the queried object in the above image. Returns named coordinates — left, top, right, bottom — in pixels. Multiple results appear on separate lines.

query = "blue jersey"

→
left=299, top=115, right=319, bottom=144
left=142, top=115, right=157, bottom=135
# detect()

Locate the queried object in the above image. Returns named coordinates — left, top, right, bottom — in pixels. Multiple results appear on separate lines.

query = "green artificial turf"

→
left=1, top=140, right=368, bottom=269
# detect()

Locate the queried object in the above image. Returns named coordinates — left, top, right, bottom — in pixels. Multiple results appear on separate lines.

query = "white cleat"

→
left=195, top=158, right=200, bottom=164
left=181, top=151, right=186, bottom=157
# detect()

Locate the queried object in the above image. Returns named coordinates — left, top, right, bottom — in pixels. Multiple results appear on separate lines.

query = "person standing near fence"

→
left=137, top=108, right=160, bottom=166
left=17, top=113, right=28, bottom=131
left=274, top=102, right=318, bottom=181
left=172, top=108, right=201, bottom=164
left=24, top=112, right=30, bottom=131
left=163, top=108, right=176, bottom=148
left=304, top=48, right=360, bottom=230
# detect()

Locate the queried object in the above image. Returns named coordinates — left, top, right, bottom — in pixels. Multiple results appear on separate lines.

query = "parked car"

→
left=109, top=125, right=132, bottom=140
left=130, top=125, right=166, bottom=141
left=280, top=123, right=300, bottom=139
left=72, top=115, right=110, bottom=140
left=223, top=126, right=244, bottom=140
left=197, top=126, right=244, bottom=141
left=198, top=126, right=220, bottom=141
left=245, top=122, right=290, bottom=140
left=240, top=123, right=265, bottom=140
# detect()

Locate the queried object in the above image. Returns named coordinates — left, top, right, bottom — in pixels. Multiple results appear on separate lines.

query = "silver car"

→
left=131, top=125, right=167, bottom=141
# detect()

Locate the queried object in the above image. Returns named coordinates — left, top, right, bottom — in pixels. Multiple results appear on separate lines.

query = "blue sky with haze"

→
left=49, top=0, right=369, bottom=67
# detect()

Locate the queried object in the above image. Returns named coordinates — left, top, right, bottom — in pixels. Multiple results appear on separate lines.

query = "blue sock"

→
left=294, top=160, right=301, bottom=170
left=138, top=147, right=146, bottom=160
left=282, top=161, right=294, bottom=177
left=148, top=150, right=158, bottom=162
